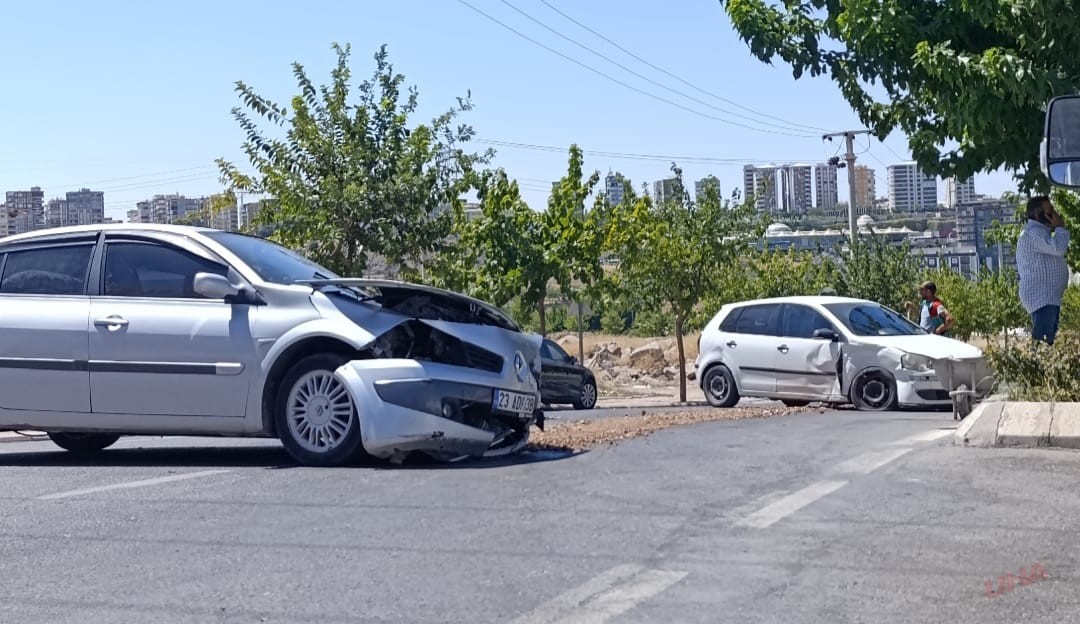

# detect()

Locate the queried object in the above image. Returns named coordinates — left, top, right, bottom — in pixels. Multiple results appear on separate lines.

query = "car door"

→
left=544, top=339, right=582, bottom=400
left=88, top=235, right=258, bottom=417
left=0, top=236, right=97, bottom=413
left=724, top=303, right=783, bottom=395
left=774, top=303, right=843, bottom=399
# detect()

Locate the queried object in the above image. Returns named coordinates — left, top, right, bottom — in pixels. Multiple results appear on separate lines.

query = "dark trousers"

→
left=1032, top=305, right=1061, bottom=345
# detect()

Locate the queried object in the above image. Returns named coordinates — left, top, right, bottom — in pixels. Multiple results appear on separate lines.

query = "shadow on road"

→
left=0, top=441, right=582, bottom=470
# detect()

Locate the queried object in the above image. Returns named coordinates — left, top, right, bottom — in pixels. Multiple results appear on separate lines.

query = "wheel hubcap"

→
left=709, top=373, right=728, bottom=400
left=861, top=377, right=889, bottom=407
left=287, top=371, right=355, bottom=454
left=582, top=383, right=596, bottom=407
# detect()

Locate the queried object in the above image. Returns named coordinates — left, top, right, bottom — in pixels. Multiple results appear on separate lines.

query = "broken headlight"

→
left=900, top=353, right=933, bottom=372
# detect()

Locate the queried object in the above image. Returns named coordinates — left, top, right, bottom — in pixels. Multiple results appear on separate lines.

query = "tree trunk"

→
left=675, top=312, right=687, bottom=404
left=576, top=298, right=585, bottom=362
left=538, top=299, right=547, bottom=336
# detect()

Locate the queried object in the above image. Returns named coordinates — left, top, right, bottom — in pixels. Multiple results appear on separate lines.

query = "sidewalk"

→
left=954, top=399, right=1080, bottom=449
left=0, top=431, right=47, bottom=443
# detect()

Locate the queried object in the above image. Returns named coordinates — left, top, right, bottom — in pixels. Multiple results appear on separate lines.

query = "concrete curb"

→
left=953, top=401, right=1080, bottom=449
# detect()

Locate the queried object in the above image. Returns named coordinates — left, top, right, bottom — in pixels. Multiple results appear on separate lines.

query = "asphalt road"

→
left=0, top=407, right=1078, bottom=623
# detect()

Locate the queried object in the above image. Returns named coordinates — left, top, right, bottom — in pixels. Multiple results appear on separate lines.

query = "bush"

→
left=985, top=333, right=1080, bottom=402
left=601, top=307, right=626, bottom=334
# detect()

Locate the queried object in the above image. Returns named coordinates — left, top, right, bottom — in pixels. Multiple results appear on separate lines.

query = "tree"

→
left=546, top=145, right=602, bottom=357
left=720, top=0, right=1080, bottom=190
left=425, top=169, right=540, bottom=309
left=833, top=234, right=920, bottom=312
left=609, top=165, right=760, bottom=402
left=216, top=43, right=490, bottom=276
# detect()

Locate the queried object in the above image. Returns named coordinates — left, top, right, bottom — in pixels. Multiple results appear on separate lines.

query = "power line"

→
left=535, top=0, right=830, bottom=134
left=475, top=138, right=821, bottom=165
left=494, top=0, right=818, bottom=136
left=48, top=165, right=217, bottom=192
left=452, top=0, right=816, bottom=139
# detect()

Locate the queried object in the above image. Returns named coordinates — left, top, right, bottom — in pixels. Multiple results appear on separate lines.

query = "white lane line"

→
left=735, top=480, right=848, bottom=529
left=892, top=429, right=953, bottom=446
left=509, top=564, right=687, bottom=624
left=37, top=470, right=231, bottom=500
left=833, top=447, right=913, bottom=476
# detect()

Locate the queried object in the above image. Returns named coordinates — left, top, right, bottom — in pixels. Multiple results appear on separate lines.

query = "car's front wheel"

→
left=275, top=354, right=367, bottom=467
left=850, top=369, right=898, bottom=411
left=703, top=364, right=740, bottom=408
left=47, top=432, right=121, bottom=454
left=574, top=378, right=598, bottom=410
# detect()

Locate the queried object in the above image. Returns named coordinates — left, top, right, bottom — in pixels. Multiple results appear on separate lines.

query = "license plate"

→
left=492, top=389, right=536, bottom=415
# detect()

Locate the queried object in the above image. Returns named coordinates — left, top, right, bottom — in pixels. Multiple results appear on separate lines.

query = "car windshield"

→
left=823, top=302, right=926, bottom=336
left=203, top=231, right=338, bottom=284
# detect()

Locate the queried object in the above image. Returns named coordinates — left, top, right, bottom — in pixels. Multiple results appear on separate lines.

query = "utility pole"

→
left=823, top=130, right=872, bottom=249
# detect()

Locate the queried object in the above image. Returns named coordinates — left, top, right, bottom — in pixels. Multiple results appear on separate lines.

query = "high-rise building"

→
left=955, top=197, right=1018, bottom=271
left=4, top=187, right=45, bottom=235
left=945, top=176, right=977, bottom=209
left=66, top=188, right=105, bottom=225
left=852, top=166, right=877, bottom=214
left=887, top=162, right=937, bottom=212
left=45, top=198, right=70, bottom=229
left=781, top=164, right=813, bottom=214
left=127, top=194, right=206, bottom=224
left=743, top=164, right=780, bottom=213
left=652, top=178, right=679, bottom=206
left=814, top=163, right=839, bottom=210
left=605, top=171, right=627, bottom=206
left=694, top=175, right=721, bottom=202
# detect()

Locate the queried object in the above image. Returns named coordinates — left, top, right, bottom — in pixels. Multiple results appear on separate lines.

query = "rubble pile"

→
left=557, top=336, right=691, bottom=392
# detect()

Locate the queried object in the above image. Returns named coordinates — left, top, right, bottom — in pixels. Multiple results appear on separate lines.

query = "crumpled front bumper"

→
left=334, top=359, right=541, bottom=462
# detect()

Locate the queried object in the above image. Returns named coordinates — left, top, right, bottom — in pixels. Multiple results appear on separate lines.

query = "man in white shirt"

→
left=1016, top=195, right=1070, bottom=344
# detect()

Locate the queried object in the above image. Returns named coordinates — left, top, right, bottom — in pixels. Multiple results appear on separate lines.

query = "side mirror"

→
left=194, top=272, right=241, bottom=300
left=1043, top=95, right=1080, bottom=188
left=813, top=328, right=839, bottom=342
left=569, top=356, right=578, bottom=365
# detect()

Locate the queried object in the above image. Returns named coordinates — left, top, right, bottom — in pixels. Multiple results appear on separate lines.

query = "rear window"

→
left=733, top=304, right=781, bottom=336
left=0, top=244, right=94, bottom=295
left=719, top=307, right=743, bottom=332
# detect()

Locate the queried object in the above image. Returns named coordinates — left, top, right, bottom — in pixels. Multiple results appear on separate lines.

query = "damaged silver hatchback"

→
left=0, top=224, right=543, bottom=467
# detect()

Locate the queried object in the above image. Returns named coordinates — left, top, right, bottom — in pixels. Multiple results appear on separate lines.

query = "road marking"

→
left=37, top=470, right=231, bottom=500
left=509, top=564, right=687, bottom=624
left=735, top=480, right=847, bottom=529
left=892, top=429, right=953, bottom=446
left=833, top=447, right=913, bottom=475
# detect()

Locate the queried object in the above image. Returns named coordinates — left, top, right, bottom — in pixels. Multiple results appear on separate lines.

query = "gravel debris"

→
left=527, top=405, right=810, bottom=452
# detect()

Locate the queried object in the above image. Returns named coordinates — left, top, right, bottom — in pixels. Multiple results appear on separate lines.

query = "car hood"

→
left=850, top=334, right=984, bottom=359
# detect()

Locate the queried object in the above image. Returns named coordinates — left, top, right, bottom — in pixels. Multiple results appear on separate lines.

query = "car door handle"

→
left=94, top=316, right=129, bottom=330
left=777, top=344, right=789, bottom=353
left=726, top=341, right=737, bottom=348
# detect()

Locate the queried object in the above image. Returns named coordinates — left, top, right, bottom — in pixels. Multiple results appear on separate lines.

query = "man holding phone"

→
left=1016, top=195, right=1070, bottom=344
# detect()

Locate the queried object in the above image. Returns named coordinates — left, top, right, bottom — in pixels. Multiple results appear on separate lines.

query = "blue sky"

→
left=1, top=0, right=1016, bottom=221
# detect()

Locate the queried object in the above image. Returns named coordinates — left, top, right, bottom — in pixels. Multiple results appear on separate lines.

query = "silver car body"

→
left=695, top=296, right=993, bottom=410
left=0, top=224, right=542, bottom=463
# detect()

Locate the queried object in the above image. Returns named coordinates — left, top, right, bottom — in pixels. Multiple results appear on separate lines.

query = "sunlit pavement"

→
left=0, top=407, right=1077, bottom=623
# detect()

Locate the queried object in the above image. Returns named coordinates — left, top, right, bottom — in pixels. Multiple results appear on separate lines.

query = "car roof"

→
left=726, top=295, right=873, bottom=307
left=0, top=223, right=216, bottom=245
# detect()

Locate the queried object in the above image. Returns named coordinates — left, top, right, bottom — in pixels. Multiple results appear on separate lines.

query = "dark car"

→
left=539, top=338, right=598, bottom=410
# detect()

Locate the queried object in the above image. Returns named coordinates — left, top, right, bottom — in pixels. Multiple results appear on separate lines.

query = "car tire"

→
left=573, top=378, right=598, bottom=410
left=47, top=432, right=121, bottom=454
left=849, top=369, right=898, bottom=411
left=781, top=399, right=811, bottom=408
left=274, top=353, right=368, bottom=467
left=702, top=364, right=740, bottom=408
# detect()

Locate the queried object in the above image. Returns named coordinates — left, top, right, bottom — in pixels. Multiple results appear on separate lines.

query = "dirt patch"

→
left=528, top=405, right=812, bottom=452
